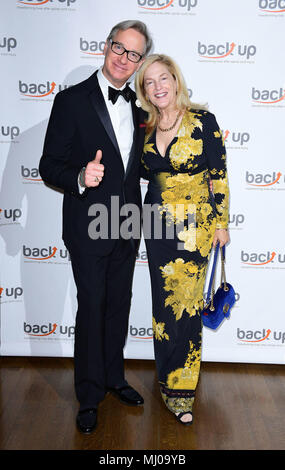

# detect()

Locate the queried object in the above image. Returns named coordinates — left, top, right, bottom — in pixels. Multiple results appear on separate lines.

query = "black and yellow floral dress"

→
left=141, top=109, right=229, bottom=416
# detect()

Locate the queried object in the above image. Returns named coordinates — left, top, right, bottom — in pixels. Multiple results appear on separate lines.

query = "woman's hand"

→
left=212, top=229, right=229, bottom=247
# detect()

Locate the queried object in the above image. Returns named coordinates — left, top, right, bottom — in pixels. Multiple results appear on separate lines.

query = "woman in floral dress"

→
left=135, top=54, right=230, bottom=425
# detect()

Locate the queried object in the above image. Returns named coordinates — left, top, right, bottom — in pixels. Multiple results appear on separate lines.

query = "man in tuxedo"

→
left=39, top=20, right=152, bottom=434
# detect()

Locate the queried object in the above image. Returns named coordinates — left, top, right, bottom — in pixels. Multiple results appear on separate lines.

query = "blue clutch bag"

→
left=202, top=243, right=236, bottom=330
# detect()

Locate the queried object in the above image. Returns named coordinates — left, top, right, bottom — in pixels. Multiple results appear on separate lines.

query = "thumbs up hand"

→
left=84, top=150, right=104, bottom=187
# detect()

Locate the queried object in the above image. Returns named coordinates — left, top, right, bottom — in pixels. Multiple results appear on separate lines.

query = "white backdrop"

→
left=1, top=0, right=285, bottom=364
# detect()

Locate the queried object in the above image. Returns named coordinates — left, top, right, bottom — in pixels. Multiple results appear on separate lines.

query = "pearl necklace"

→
left=158, top=111, right=182, bottom=132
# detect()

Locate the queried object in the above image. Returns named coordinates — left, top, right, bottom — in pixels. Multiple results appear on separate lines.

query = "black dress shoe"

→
left=108, top=385, right=144, bottom=406
left=76, top=408, right=97, bottom=434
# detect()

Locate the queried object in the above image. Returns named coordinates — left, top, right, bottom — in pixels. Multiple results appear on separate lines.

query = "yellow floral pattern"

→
left=160, top=390, right=195, bottom=414
left=160, top=337, right=202, bottom=413
left=160, top=258, right=207, bottom=320
left=167, top=339, right=201, bottom=390
left=152, top=317, right=169, bottom=341
left=141, top=109, right=230, bottom=416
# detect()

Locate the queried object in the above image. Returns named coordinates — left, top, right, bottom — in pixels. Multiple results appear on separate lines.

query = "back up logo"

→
left=251, top=86, right=285, bottom=106
left=241, top=250, right=285, bottom=269
left=0, top=208, right=22, bottom=226
left=229, top=213, right=245, bottom=230
left=1, top=125, right=20, bottom=143
left=245, top=170, right=285, bottom=190
left=198, top=41, right=257, bottom=63
left=223, top=130, right=250, bottom=150
left=0, top=286, right=23, bottom=303
left=21, top=165, right=42, bottom=183
left=237, top=327, right=285, bottom=346
left=19, top=80, right=71, bottom=100
left=258, top=0, right=285, bottom=13
left=129, top=324, right=153, bottom=341
left=137, top=0, right=198, bottom=14
left=18, top=0, right=50, bottom=4
left=0, top=37, right=17, bottom=55
left=136, top=250, right=148, bottom=265
left=22, top=245, right=70, bottom=263
left=24, top=322, right=74, bottom=339
left=79, top=38, right=105, bottom=57
left=17, top=0, right=77, bottom=7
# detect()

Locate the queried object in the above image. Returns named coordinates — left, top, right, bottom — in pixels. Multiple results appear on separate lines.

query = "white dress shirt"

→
left=78, top=67, right=134, bottom=193
left=97, top=66, right=134, bottom=170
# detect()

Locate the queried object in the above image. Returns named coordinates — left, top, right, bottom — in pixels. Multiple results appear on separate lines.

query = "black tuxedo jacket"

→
left=39, top=71, right=146, bottom=255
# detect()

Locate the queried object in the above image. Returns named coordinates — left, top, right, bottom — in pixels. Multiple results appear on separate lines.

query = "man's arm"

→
left=39, top=92, right=82, bottom=195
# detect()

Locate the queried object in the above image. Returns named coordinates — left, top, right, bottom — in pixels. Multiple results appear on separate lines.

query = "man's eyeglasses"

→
left=110, top=40, right=143, bottom=63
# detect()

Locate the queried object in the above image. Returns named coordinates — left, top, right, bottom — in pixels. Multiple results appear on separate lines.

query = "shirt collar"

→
left=97, top=66, right=129, bottom=100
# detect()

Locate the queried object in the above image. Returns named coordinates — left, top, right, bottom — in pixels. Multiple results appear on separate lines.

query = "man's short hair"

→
left=107, top=20, right=153, bottom=56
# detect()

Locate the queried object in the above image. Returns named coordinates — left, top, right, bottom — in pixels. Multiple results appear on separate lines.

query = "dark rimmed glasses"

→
left=109, top=40, right=143, bottom=63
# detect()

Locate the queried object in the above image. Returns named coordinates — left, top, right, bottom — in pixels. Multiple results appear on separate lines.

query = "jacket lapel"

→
left=88, top=72, right=145, bottom=178
left=124, top=93, right=141, bottom=180
left=88, top=73, right=121, bottom=159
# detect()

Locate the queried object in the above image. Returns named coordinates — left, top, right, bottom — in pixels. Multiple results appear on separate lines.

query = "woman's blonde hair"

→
left=135, top=54, right=195, bottom=133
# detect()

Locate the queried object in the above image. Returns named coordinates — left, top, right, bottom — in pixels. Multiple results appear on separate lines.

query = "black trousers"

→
left=70, top=238, right=136, bottom=411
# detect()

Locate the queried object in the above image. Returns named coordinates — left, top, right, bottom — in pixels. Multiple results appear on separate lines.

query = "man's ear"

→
left=103, top=39, right=109, bottom=57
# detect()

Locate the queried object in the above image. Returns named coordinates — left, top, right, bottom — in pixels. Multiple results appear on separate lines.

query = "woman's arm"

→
left=204, top=112, right=230, bottom=246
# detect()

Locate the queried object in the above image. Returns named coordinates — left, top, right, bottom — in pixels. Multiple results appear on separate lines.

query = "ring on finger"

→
left=94, top=176, right=99, bottom=182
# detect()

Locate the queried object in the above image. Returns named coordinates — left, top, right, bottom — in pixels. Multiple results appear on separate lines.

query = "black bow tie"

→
left=108, top=84, right=131, bottom=104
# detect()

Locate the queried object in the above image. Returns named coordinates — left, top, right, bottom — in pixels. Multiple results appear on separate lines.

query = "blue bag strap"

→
left=205, top=242, right=226, bottom=305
